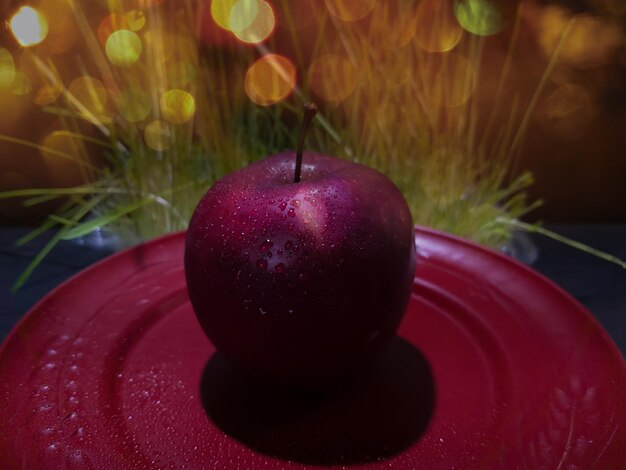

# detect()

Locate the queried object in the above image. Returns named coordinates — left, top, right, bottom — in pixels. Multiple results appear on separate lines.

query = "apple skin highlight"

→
left=185, top=151, right=416, bottom=383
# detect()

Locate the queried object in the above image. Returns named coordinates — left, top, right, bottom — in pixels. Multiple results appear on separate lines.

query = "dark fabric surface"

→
left=1, top=226, right=625, bottom=358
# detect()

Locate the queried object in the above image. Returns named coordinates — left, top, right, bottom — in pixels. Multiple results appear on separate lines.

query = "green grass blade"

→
left=11, top=195, right=107, bottom=291
left=498, top=218, right=626, bottom=270
left=61, top=198, right=154, bottom=240
left=0, top=187, right=126, bottom=200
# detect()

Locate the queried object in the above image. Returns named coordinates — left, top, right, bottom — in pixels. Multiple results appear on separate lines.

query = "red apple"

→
left=185, top=107, right=416, bottom=383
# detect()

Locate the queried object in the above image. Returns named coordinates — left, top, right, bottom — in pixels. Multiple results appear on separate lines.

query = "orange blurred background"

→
left=1, top=0, right=625, bottom=225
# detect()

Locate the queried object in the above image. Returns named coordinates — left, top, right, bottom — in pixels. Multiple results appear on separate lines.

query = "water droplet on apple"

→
left=287, top=208, right=296, bottom=218
left=288, top=309, right=294, bottom=314
left=256, top=259, right=268, bottom=271
left=258, top=240, right=273, bottom=253
left=291, top=200, right=301, bottom=208
left=259, top=307, right=267, bottom=315
left=275, top=263, right=285, bottom=273
left=299, top=272, right=309, bottom=281
left=285, top=241, right=294, bottom=251
left=279, top=201, right=287, bottom=211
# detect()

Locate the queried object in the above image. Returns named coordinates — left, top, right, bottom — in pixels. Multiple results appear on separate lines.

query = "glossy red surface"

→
left=1, top=228, right=625, bottom=469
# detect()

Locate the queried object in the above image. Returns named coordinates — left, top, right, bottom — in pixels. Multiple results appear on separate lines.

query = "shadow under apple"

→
left=200, top=336, right=435, bottom=466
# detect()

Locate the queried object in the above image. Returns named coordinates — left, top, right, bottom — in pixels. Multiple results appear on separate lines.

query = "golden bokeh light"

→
left=539, top=83, right=596, bottom=138
left=454, top=0, right=502, bottom=36
left=68, top=76, right=114, bottom=124
left=38, top=0, right=77, bottom=54
left=233, top=1, right=275, bottom=43
left=422, top=53, right=477, bottom=107
left=9, top=6, right=49, bottom=47
left=125, top=10, right=146, bottom=32
left=369, top=0, right=418, bottom=49
left=538, top=7, right=623, bottom=69
left=325, top=0, right=376, bottom=22
left=106, top=30, right=142, bottom=66
left=0, top=49, right=16, bottom=89
left=115, top=86, right=152, bottom=122
left=34, top=84, right=62, bottom=105
left=416, top=0, right=463, bottom=52
left=245, top=54, right=296, bottom=106
left=160, top=89, right=196, bottom=124
left=211, top=0, right=240, bottom=30
left=20, top=50, right=63, bottom=105
left=229, top=0, right=260, bottom=33
left=98, top=14, right=129, bottom=46
left=145, top=120, right=172, bottom=151
left=308, top=54, right=357, bottom=104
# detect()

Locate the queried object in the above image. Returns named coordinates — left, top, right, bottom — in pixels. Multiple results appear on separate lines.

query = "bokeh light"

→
left=38, top=0, right=77, bottom=54
left=245, top=54, right=296, bottom=106
left=9, top=6, right=49, bottom=47
left=308, top=54, right=357, bottom=104
left=416, top=0, right=463, bottom=52
left=98, top=14, right=129, bottom=46
left=34, top=84, right=63, bottom=106
left=539, top=83, right=595, bottom=139
left=233, top=1, right=275, bottom=44
left=537, top=7, right=623, bottom=69
left=68, top=76, right=114, bottom=124
left=454, top=0, right=503, bottom=36
left=369, top=0, right=419, bottom=49
left=229, top=0, right=260, bottom=32
left=160, top=89, right=196, bottom=124
left=325, top=0, right=376, bottom=22
left=115, top=86, right=152, bottom=122
left=211, top=0, right=241, bottom=30
left=422, top=53, right=477, bottom=107
left=20, top=51, right=63, bottom=105
left=0, top=49, right=16, bottom=89
left=145, top=120, right=172, bottom=151
left=106, top=30, right=142, bottom=66
left=125, top=10, right=146, bottom=32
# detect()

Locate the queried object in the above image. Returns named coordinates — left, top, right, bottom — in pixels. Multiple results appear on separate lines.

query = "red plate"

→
left=1, top=228, right=625, bottom=469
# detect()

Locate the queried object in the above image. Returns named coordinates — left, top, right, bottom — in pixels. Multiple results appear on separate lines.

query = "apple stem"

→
left=294, top=103, right=318, bottom=183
